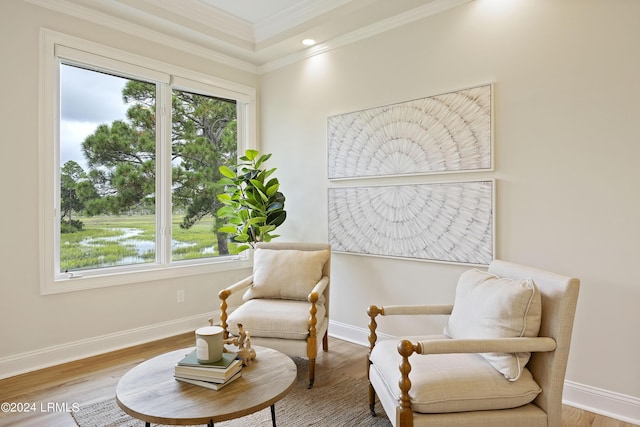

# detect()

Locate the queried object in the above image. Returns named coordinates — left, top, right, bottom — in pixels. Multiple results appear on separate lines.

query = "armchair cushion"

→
left=243, top=249, right=330, bottom=302
left=369, top=336, right=542, bottom=413
left=444, top=269, right=542, bottom=380
left=227, top=299, right=326, bottom=340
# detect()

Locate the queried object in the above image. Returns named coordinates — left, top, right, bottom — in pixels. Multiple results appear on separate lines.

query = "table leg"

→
left=271, top=404, right=276, bottom=427
left=208, top=421, right=214, bottom=427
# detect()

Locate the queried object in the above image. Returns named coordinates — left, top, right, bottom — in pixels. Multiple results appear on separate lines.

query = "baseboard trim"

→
left=328, top=320, right=640, bottom=425
left=328, top=319, right=386, bottom=347
left=0, top=311, right=214, bottom=380
left=563, top=380, right=640, bottom=425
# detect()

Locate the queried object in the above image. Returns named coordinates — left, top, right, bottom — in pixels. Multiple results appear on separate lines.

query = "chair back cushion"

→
left=243, top=248, right=330, bottom=301
left=444, top=268, right=542, bottom=380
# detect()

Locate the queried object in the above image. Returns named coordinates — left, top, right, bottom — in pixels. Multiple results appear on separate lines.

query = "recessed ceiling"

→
left=26, top=0, right=473, bottom=72
left=200, top=0, right=306, bottom=24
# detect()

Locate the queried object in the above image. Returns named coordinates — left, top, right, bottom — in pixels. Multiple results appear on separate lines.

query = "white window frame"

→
left=39, top=29, right=256, bottom=295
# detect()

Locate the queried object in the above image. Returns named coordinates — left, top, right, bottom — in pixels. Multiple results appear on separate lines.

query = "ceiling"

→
left=27, top=0, right=473, bottom=72
left=200, top=0, right=309, bottom=24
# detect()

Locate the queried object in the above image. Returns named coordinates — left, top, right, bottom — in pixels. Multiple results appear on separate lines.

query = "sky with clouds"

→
left=60, top=64, right=130, bottom=170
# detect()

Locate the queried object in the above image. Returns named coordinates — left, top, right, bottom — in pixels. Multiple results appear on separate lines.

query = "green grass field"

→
left=60, top=214, right=219, bottom=271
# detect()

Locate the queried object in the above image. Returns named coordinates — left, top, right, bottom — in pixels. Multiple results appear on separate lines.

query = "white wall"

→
left=0, top=0, right=253, bottom=374
left=259, top=0, right=640, bottom=418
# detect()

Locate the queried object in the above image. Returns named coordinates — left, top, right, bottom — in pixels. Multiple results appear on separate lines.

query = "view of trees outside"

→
left=59, top=64, right=237, bottom=272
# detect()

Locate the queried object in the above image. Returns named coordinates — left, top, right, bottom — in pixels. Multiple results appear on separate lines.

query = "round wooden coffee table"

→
left=116, top=346, right=296, bottom=426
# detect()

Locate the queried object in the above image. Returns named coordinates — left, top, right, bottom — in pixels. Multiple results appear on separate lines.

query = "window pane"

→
left=171, top=89, right=237, bottom=260
left=59, top=64, right=157, bottom=272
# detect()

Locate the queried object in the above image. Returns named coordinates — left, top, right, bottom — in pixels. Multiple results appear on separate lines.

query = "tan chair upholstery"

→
left=367, top=260, right=580, bottom=427
left=218, top=242, right=331, bottom=388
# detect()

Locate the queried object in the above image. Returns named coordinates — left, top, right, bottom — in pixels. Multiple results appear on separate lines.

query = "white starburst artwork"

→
left=328, top=84, right=492, bottom=179
left=328, top=181, right=494, bottom=265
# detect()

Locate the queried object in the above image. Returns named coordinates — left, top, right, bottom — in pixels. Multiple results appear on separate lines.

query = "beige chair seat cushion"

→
left=227, top=299, right=326, bottom=340
left=369, top=336, right=542, bottom=414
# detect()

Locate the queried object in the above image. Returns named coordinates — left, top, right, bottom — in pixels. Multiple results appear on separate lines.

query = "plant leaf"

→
left=216, top=206, right=234, bottom=217
left=218, top=225, right=238, bottom=234
left=248, top=216, right=266, bottom=225
left=219, top=165, right=236, bottom=178
left=217, top=177, right=235, bottom=186
left=267, top=211, right=287, bottom=227
left=267, top=201, right=283, bottom=211
left=266, top=183, right=279, bottom=196
left=245, top=149, right=259, bottom=161
left=234, top=233, right=250, bottom=242
left=254, top=153, right=272, bottom=169
left=259, top=224, right=276, bottom=234
left=230, top=244, right=251, bottom=254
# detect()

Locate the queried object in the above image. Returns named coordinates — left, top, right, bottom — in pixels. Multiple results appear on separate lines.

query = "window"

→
left=40, top=30, right=255, bottom=294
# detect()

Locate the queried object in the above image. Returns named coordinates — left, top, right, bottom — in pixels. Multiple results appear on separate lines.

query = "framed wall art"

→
left=327, top=84, right=493, bottom=180
left=327, top=180, right=494, bottom=265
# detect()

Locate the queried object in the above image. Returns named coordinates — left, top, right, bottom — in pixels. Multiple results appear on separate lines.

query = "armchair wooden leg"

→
left=322, top=331, right=329, bottom=351
left=307, top=328, right=317, bottom=389
left=368, top=358, right=377, bottom=416
left=369, top=382, right=377, bottom=417
left=367, top=305, right=383, bottom=417
left=308, top=358, right=316, bottom=389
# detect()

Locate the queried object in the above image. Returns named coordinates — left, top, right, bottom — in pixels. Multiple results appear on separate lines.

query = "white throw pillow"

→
left=444, top=268, right=542, bottom=380
left=243, top=249, right=329, bottom=301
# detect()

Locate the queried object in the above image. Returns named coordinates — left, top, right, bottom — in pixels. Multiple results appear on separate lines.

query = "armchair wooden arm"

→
left=367, top=304, right=453, bottom=352
left=308, top=276, right=329, bottom=303
left=415, top=336, right=557, bottom=355
left=217, top=275, right=254, bottom=338
left=306, top=276, right=329, bottom=337
left=380, top=304, right=454, bottom=316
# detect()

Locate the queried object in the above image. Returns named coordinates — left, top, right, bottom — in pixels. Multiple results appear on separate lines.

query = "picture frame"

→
left=327, top=84, right=493, bottom=180
left=327, top=180, right=494, bottom=265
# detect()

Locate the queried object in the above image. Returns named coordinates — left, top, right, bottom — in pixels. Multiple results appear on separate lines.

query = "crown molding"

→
left=253, top=0, right=351, bottom=43
left=26, top=0, right=473, bottom=75
left=258, top=0, right=474, bottom=74
left=143, top=0, right=255, bottom=43
left=25, top=0, right=259, bottom=73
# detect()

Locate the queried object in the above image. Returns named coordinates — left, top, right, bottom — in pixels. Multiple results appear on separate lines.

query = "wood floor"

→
left=0, top=333, right=635, bottom=427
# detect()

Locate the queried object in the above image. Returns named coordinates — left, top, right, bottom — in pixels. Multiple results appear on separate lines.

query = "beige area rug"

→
left=72, top=358, right=392, bottom=427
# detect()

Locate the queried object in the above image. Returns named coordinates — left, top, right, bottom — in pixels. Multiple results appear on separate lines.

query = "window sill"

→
left=40, top=257, right=252, bottom=295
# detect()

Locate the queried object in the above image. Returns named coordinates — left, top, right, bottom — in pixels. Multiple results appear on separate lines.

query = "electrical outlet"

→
left=177, top=289, right=185, bottom=303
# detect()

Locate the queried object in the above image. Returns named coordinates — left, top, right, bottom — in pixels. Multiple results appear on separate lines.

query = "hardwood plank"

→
left=0, top=333, right=635, bottom=427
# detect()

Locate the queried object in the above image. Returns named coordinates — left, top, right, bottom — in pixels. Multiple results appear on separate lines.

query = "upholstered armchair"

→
left=367, top=260, right=580, bottom=427
left=217, top=242, right=331, bottom=388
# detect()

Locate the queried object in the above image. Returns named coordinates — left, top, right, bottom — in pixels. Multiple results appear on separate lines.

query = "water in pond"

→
left=80, top=227, right=201, bottom=265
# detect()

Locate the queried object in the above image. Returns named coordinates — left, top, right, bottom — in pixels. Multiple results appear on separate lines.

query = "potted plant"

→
left=216, top=149, right=286, bottom=254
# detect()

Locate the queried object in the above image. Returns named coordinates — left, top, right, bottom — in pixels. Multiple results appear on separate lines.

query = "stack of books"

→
left=174, top=350, right=242, bottom=390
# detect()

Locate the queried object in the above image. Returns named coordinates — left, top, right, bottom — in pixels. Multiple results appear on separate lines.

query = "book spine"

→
left=174, top=366, right=240, bottom=379
left=175, top=372, right=241, bottom=390
left=174, top=373, right=228, bottom=383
